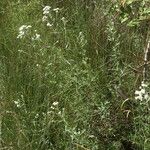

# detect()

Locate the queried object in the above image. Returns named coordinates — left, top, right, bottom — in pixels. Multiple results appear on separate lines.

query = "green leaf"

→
left=127, top=20, right=139, bottom=27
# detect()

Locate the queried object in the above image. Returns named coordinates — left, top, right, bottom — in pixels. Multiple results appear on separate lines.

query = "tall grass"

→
left=0, top=0, right=150, bottom=149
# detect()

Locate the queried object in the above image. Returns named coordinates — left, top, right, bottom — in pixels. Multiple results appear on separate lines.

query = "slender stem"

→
left=143, top=40, right=150, bottom=81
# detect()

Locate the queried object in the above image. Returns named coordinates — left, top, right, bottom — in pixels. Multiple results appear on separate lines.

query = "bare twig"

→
left=73, top=143, right=91, bottom=150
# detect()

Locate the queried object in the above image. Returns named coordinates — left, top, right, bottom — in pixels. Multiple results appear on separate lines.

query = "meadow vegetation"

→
left=0, top=0, right=150, bottom=149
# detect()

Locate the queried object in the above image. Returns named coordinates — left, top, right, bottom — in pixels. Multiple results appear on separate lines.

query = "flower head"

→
left=47, top=22, right=52, bottom=27
left=17, top=25, right=32, bottom=39
left=42, top=15, right=48, bottom=22
left=43, top=6, right=51, bottom=15
left=135, top=81, right=149, bottom=101
left=32, top=33, right=41, bottom=41
left=53, top=8, right=60, bottom=13
left=52, top=101, right=59, bottom=106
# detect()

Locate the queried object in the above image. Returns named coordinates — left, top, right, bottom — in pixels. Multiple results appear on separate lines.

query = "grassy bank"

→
left=0, top=0, right=150, bottom=149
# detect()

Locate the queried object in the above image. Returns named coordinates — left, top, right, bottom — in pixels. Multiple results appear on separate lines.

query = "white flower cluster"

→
left=43, top=6, right=51, bottom=15
left=42, top=6, right=53, bottom=27
left=42, top=15, right=48, bottom=22
left=17, top=25, right=31, bottom=39
left=50, top=101, right=59, bottom=109
left=31, top=30, right=41, bottom=41
left=14, top=100, right=21, bottom=108
left=135, top=81, right=149, bottom=101
left=14, top=95, right=24, bottom=108
left=46, top=101, right=61, bottom=115
left=53, top=8, right=60, bottom=13
left=61, top=17, right=67, bottom=25
left=47, top=22, right=52, bottom=27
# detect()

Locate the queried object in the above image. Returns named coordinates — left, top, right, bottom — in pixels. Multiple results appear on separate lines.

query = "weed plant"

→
left=0, top=0, right=150, bottom=150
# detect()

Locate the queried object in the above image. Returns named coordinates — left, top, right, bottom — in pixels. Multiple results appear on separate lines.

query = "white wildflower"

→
left=27, top=25, right=32, bottom=28
left=42, top=15, right=48, bottom=22
left=18, top=49, right=23, bottom=52
left=43, top=6, right=51, bottom=11
left=17, top=32, right=25, bottom=39
left=135, top=93, right=143, bottom=101
left=35, top=33, right=40, bottom=40
left=61, top=17, right=65, bottom=22
left=32, top=33, right=41, bottom=41
left=135, top=89, right=144, bottom=101
left=47, top=22, right=53, bottom=27
left=144, top=94, right=149, bottom=99
left=58, top=111, right=61, bottom=115
left=53, top=8, right=60, bottom=13
left=52, top=101, right=59, bottom=106
left=43, top=6, right=51, bottom=15
left=47, top=111, right=53, bottom=115
left=50, top=106, right=55, bottom=109
left=14, top=100, right=21, bottom=108
left=135, top=81, right=149, bottom=101
left=141, top=89, right=145, bottom=94
left=141, top=82, right=148, bottom=87
left=19, top=25, right=26, bottom=31
left=135, top=90, right=141, bottom=95
left=35, top=114, right=39, bottom=118
left=61, top=17, right=67, bottom=25
left=17, top=25, right=32, bottom=39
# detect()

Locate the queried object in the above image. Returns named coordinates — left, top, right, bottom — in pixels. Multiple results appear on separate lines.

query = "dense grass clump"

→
left=0, top=0, right=150, bottom=149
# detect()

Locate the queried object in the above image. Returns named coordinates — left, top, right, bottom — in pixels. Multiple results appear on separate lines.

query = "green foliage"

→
left=0, top=0, right=150, bottom=149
